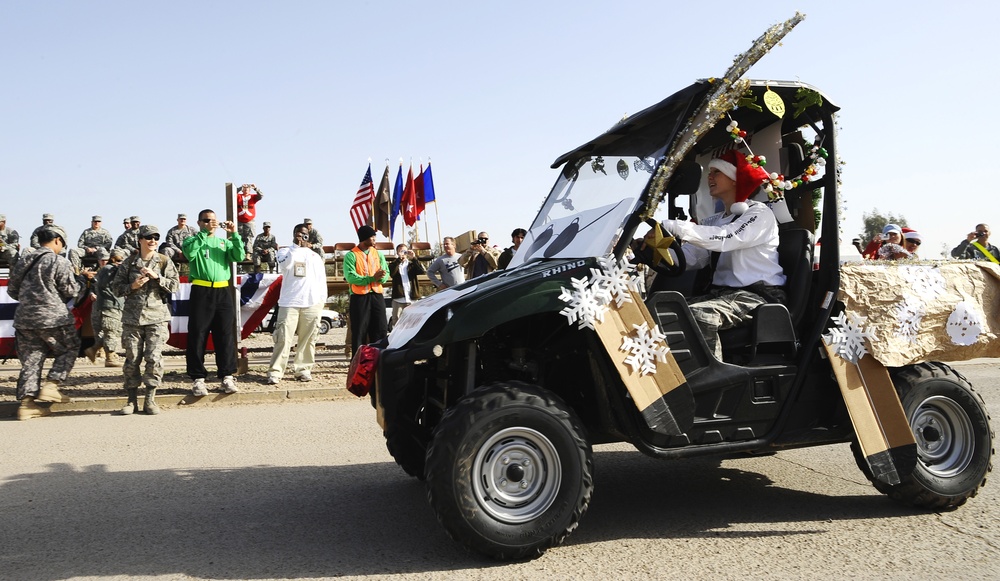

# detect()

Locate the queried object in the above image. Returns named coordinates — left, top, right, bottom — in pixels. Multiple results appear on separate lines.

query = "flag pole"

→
left=367, top=157, right=375, bottom=227
left=430, top=158, right=443, bottom=250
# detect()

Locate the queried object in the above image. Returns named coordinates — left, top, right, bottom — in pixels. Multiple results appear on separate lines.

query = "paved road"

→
left=2, top=362, right=999, bottom=580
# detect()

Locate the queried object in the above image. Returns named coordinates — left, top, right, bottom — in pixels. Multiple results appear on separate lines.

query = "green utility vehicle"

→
left=353, top=16, right=994, bottom=560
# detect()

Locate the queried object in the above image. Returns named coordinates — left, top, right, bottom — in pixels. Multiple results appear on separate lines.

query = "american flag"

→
left=350, top=164, right=376, bottom=231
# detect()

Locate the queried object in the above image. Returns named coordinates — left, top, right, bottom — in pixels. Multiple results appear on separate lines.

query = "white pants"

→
left=268, top=303, right=322, bottom=378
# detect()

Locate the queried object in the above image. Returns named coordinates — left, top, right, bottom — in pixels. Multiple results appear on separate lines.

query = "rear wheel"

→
left=425, top=382, right=592, bottom=560
left=852, top=362, right=994, bottom=509
left=319, top=319, right=331, bottom=334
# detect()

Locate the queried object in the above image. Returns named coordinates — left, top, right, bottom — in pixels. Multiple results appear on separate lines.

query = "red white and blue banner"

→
left=0, top=273, right=282, bottom=358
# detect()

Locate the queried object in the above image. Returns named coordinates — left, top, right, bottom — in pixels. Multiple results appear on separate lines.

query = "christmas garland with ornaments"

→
left=725, top=118, right=828, bottom=202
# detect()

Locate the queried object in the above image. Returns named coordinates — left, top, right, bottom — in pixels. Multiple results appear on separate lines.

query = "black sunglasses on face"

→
left=906, top=239, right=921, bottom=246
left=141, top=234, right=160, bottom=241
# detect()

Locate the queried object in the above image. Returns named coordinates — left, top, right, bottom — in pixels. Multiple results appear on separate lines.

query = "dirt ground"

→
left=0, top=327, right=352, bottom=402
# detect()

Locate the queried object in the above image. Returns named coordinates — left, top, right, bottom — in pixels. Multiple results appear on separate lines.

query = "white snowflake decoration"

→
left=824, top=311, right=872, bottom=364
left=620, top=322, right=669, bottom=376
left=590, top=256, right=641, bottom=308
left=895, top=295, right=925, bottom=343
left=558, top=276, right=610, bottom=330
left=899, top=265, right=947, bottom=299
left=946, top=301, right=983, bottom=346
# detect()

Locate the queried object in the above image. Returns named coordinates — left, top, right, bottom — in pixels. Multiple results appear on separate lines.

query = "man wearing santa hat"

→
left=658, top=150, right=785, bottom=360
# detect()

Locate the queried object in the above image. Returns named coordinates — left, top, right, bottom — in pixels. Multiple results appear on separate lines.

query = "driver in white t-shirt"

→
left=659, top=150, right=785, bottom=360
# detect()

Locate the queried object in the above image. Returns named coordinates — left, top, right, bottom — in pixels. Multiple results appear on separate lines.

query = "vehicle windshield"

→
left=507, top=150, right=667, bottom=268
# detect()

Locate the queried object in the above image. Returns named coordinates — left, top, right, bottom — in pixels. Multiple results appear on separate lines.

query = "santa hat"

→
left=901, top=227, right=921, bottom=242
left=708, top=150, right=769, bottom=214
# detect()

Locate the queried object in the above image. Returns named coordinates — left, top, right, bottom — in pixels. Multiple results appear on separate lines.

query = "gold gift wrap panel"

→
left=839, top=262, right=1000, bottom=366
left=823, top=341, right=916, bottom=486
left=593, top=289, right=694, bottom=436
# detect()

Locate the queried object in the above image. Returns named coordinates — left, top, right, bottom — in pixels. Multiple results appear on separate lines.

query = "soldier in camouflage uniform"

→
left=115, top=215, right=141, bottom=255
left=29, top=213, right=56, bottom=249
left=85, top=248, right=126, bottom=367
left=304, top=217, right=325, bottom=258
left=7, top=225, right=81, bottom=420
left=112, top=225, right=179, bottom=415
left=0, top=213, right=20, bottom=266
left=70, top=215, right=114, bottom=271
left=252, top=221, right=279, bottom=273
left=160, top=213, right=197, bottom=262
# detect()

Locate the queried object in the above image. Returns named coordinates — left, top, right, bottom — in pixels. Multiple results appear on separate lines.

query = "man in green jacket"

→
left=182, top=209, right=245, bottom=396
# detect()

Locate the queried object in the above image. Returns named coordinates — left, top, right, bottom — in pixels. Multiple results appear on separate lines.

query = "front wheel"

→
left=425, top=382, right=593, bottom=560
left=319, top=319, right=331, bottom=335
left=853, top=362, right=994, bottom=509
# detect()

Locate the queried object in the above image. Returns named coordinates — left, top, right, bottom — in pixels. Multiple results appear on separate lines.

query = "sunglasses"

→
left=976, top=231, right=989, bottom=236
left=905, top=239, right=921, bottom=246
left=141, top=234, right=160, bottom=241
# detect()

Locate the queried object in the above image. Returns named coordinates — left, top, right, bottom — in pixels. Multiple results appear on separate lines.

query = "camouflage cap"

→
left=44, top=225, right=68, bottom=242
left=96, top=248, right=111, bottom=260
left=138, top=224, right=159, bottom=237
left=110, top=248, right=128, bottom=261
left=177, top=213, right=187, bottom=219
left=130, top=215, right=141, bottom=222
left=0, top=214, right=6, bottom=222
left=304, top=218, right=313, bottom=224
left=42, top=213, right=54, bottom=221
left=92, top=215, right=102, bottom=222
left=263, top=221, right=271, bottom=227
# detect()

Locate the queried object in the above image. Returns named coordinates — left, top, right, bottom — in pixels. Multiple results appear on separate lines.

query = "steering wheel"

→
left=632, top=218, right=686, bottom=277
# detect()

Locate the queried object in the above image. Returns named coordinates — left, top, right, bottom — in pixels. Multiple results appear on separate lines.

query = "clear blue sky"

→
left=2, top=1, right=995, bottom=258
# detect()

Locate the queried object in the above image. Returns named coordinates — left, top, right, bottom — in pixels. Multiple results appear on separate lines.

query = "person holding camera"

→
left=951, top=224, right=999, bottom=264
left=389, top=243, right=425, bottom=329
left=266, top=223, right=327, bottom=385
left=112, top=225, right=179, bottom=415
left=182, top=209, right=245, bottom=396
left=459, top=231, right=500, bottom=280
left=236, top=183, right=264, bottom=255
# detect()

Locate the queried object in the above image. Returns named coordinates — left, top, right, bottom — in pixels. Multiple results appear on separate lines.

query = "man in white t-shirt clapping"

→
left=266, top=223, right=328, bottom=385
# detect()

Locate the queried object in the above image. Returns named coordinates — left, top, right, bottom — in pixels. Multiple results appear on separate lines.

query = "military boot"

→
left=105, top=350, right=123, bottom=368
left=120, top=389, right=138, bottom=415
left=36, top=380, right=71, bottom=403
left=17, top=397, right=51, bottom=420
left=143, top=389, right=160, bottom=415
left=84, top=345, right=100, bottom=363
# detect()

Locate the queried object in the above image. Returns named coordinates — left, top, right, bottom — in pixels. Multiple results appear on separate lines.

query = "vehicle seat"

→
left=719, top=226, right=814, bottom=363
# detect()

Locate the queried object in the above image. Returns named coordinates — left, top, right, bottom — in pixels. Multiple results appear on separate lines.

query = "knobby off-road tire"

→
left=425, top=382, right=593, bottom=560
left=852, top=362, right=994, bottom=509
left=384, top=386, right=431, bottom=480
